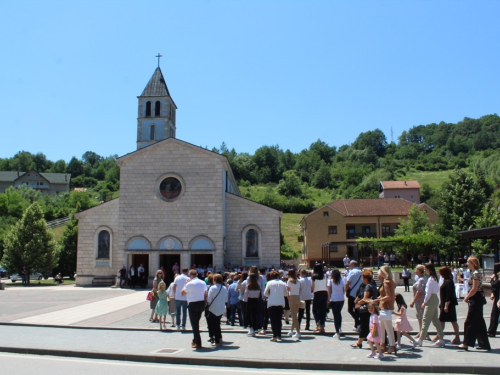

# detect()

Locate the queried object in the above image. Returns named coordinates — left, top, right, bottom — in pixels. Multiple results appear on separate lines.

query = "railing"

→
left=346, top=233, right=377, bottom=239
left=46, top=217, right=70, bottom=228
left=382, top=232, right=395, bottom=237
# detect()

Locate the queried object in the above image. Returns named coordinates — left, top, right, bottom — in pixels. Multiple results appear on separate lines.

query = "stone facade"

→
left=75, top=138, right=282, bottom=286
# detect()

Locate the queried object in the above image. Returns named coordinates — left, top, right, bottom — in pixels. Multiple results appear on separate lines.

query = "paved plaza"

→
left=0, top=283, right=499, bottom=373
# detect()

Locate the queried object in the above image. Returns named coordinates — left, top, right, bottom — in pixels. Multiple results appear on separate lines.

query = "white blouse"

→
left=424, top=277, right=439, bottom=303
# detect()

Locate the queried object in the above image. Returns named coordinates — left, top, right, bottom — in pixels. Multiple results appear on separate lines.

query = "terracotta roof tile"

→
left=329, top=199, right=415, bottom=216
left=381, top=180, right=420, bottom=189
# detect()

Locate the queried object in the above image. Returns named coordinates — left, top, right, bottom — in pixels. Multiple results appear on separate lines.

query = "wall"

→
left=225, top=193, right=281, bottom=268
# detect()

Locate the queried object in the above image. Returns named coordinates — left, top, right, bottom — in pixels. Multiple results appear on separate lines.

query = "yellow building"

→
left=300, top=198, right=438, bottom=268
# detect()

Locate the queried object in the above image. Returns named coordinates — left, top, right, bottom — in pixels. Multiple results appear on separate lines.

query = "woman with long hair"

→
left=374, top=265, right=397, bottom=354
left=487, top=262, right=500, bottom=337
left=238, top=272, right=248, bottom=329
left=245, top=272, right=261, bottom=336
left=286, top=269, right=302, bottom=339
left=149, top=269, right=164, bottom=323
left=328, top=268, right=345, bottom=339
left=437, top=266, right=460, bottom=344
left=312, top=263, right=328, bottom=334
left=409, top=265, right=428, bottom=339
left=458, top=256, right=491, bottom=351
left=414, top=263, right=446, bottom=348
left=352, top=269, right=376, bottom=348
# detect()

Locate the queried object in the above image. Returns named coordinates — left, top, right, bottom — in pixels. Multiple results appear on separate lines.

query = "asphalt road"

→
left=0, top=352, right=458, bottom=375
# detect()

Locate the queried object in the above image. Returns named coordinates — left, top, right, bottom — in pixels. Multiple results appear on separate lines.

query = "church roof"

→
left=140, top=67, right=172, bottom=97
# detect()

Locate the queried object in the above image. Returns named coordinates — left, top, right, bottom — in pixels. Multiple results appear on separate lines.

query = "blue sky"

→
left=1, top=0, right=499, bottom=163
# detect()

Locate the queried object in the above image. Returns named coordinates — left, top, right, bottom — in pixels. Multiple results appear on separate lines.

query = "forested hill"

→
left=1, top=114, right=500, bottom=217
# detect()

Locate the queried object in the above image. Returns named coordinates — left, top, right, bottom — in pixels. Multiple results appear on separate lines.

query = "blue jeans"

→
left=230, top=302, right=242, bottom=326
left=175, top=300, right=187, bottom=327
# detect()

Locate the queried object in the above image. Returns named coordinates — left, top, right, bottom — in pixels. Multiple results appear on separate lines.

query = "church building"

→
left=75, top=67, right=282, bottom=286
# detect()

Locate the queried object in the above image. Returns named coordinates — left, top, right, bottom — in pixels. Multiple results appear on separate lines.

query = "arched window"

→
left=145, top=101, right=151, bottom=117
left=150, top=125, right=155, bottom=141
left=155, top=101, right=161, bottom=116
left=97, top=230, right=110, bottom=259
left=245, top=229, right=259, bottom=258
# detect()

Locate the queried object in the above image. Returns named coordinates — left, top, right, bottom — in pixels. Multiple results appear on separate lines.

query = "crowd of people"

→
left=144, top=257, right=500, bottom=354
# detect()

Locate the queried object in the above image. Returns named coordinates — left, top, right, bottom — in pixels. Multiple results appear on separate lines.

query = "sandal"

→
left=451, top=338, right=461, bottom=345
left=350, top=343, right=363, bottom=348
left=457, top=345, right=468, bottom=351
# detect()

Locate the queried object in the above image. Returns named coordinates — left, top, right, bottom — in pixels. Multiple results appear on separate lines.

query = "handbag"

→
left=146, top=291, right=155, bottom=301
left=358, top=304, right=369, bottom=314
left=205, top=285, right=222, bottom=318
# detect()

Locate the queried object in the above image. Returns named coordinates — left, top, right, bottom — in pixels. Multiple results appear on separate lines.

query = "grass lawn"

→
left=401, top=170, right=452, bottom=192
left=281, top=213, right=305, bottom=256
left=51, top=224, right=67, bottom=241
left=6, top=278, right=75, bottom=287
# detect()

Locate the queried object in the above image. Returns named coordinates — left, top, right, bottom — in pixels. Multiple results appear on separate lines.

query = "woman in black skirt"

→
left=487, top=262, right=500, bottom=337
left=458, top=256, right=491, bottom=351
left=437, top=266, right=460, bottom=344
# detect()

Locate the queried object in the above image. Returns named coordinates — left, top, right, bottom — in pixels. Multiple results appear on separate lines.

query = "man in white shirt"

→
left=264, top=270, right=288, bottom=341
left=343, top=255, right=350, bottom=270
left=345, top=260, right=362, bottom=331
left=137, top=264, right=145, bottom=288
left=181, top=269, right=207, bottom=348
left=298, top=269, right=313, bottom=330
left=173, top=268, right=190, bottom=330
left=402, top=265, right=410, bottom=292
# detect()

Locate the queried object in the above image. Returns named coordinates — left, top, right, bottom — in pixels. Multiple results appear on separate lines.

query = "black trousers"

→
left=239, top=301, right=248, bottom=328
left=358, top=311, right=370, bottom=339
left=188, top=301, right=205, bottom=346
left=269, top=305, right=283, bottom=338
left=207, top=313, right=222, bottom=344
left=487, top=296, right=499, bottom=337
left=347, top=295, right=360, bottom=328
left=298, top=300, right=312, bottom=329
left=403, top=277, right=409, bottom=292
left=262, top=299, right=269, bottom=330
left=463, top=294, right=491, bottom=349
left=313, top=291, right=328, bottom=328
left=247, top=298, right=260, bottom=331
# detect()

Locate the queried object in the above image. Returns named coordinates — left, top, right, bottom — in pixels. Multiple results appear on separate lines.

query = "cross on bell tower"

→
left=136, top=60, right=177, bottom=150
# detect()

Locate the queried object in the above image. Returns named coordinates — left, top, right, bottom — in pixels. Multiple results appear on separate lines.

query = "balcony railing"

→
left=346, top=232, right=377, bottom=239
left=382, top=232, right=395, bottom=237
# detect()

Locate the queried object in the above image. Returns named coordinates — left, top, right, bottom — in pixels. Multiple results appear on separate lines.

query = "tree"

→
left=471, top=204, right=500, bottom=255
left=352, top=129, right=387, bottom=157
left=82, top=151, right=102, bottom=167
left=2, top=202, right=58, bottom=281
left=438, top=168, right=487, bottom=257
left=277, top=170, right=303, bottom=197
left=58, top=213, right=78, bottom=277
left=67, top=157, right=84, bottom=178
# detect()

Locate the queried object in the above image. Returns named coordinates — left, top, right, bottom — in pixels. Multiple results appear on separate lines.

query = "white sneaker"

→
left=247, top=328, right=255, bottom=336
left=293, top=332, right=301, bottom=339
left=432, top=339, right=445, bottom=347
left=333, top=333, right=340, bottom=340
left=395, top=344, right=401, bottom=350
left=287, top=331, right=293, bottom=337
left=176, top=325, right=180, bottom=331
left=413, top=339, right=422, bottom=348
left=375, top=353, right=385, bottom=360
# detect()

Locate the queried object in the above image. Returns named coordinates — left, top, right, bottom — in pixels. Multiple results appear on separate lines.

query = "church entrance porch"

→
left=131, top=254, right=149, bottom=288
left=159, top=254, right=180, bottom=286
left=191, top=254, right=213, bottom=270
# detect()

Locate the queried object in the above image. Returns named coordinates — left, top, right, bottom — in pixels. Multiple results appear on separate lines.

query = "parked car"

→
left=11, top=272, right=44, bottom=282
left=0, top=266, right=8, bottom=278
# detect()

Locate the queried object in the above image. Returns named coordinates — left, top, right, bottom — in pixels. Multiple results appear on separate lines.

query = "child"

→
left=393, top=293, right=417, bottom=349
left=167, top=277, right=177, bottom=327
left=366, top=301, right=384, bottom=359
left=155, top=281, right=169, bottom=331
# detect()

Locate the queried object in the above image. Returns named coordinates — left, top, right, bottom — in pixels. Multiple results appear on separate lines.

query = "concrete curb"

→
left=0, top=346, right=497, bottom=374
left=0, top=322, right=467, bottom=336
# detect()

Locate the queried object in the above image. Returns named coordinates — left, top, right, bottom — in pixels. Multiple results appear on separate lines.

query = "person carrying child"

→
left=393, top=293, right=417, bottom=349
left=366, top=301, right=384, bottom=359
left=155, top=281, right=169, bottom=331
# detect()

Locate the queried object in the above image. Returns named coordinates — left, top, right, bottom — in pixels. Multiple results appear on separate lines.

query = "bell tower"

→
left=137, top=63, right=177, bottom=150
